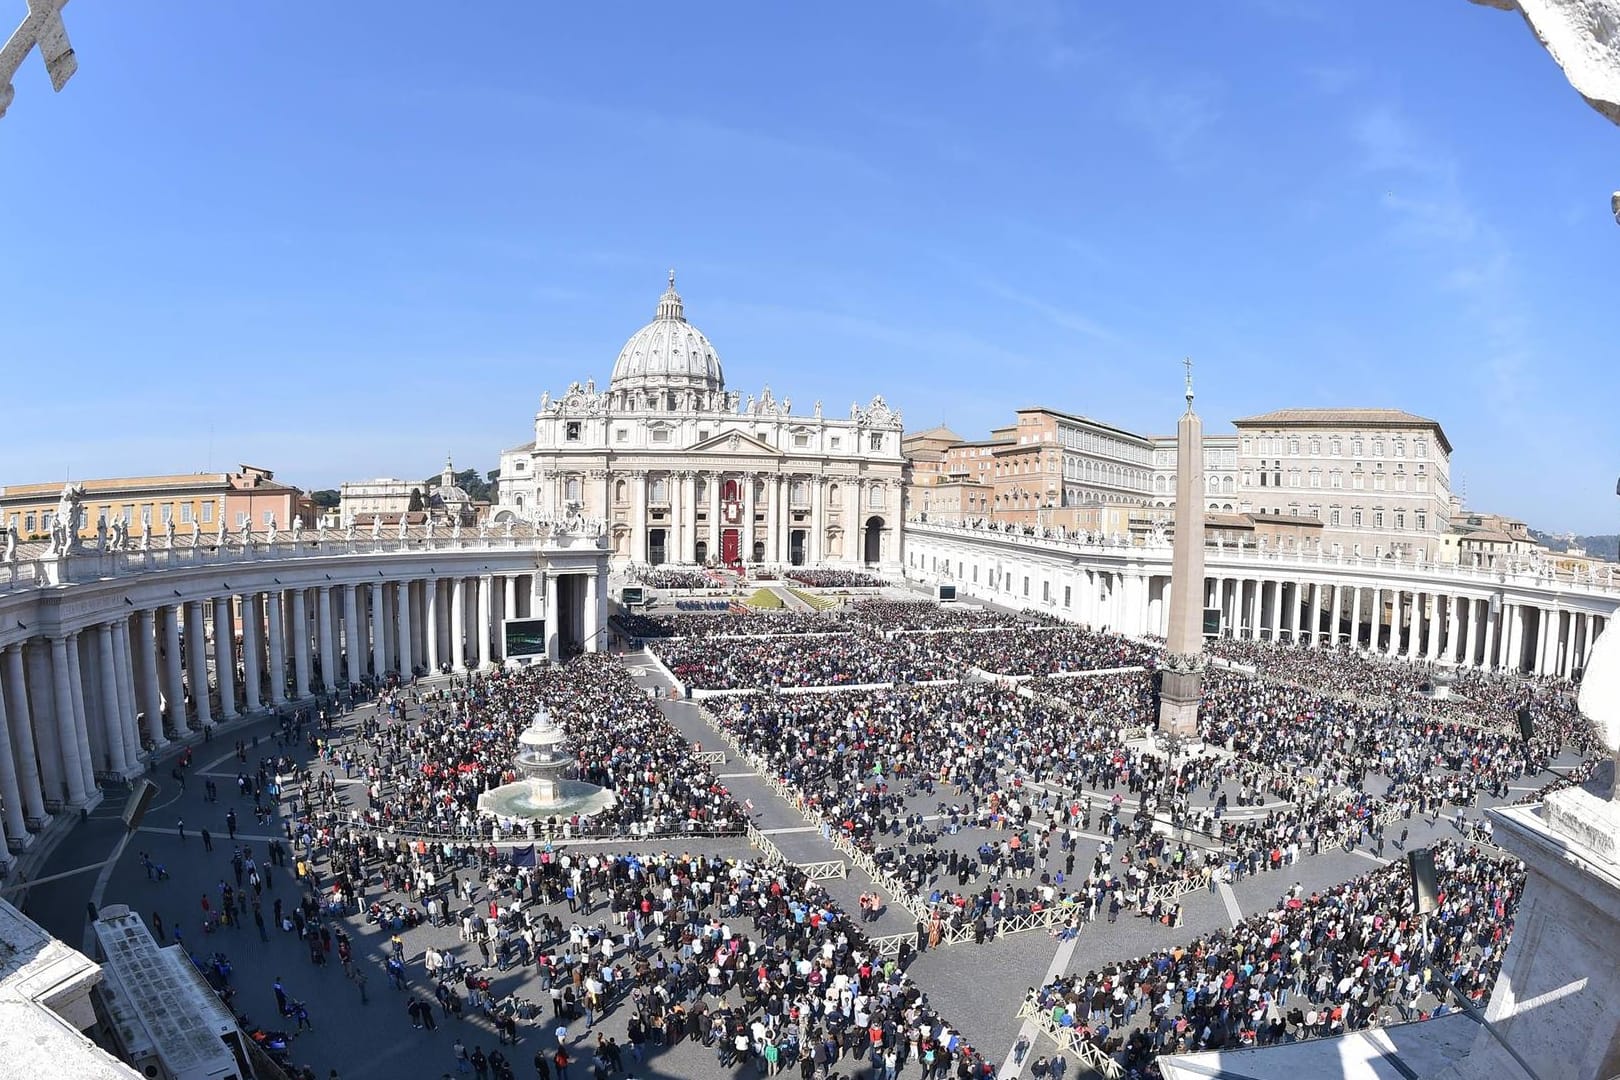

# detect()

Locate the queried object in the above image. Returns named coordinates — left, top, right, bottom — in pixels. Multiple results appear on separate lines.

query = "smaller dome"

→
left=608, top=270, right=726, bottom=396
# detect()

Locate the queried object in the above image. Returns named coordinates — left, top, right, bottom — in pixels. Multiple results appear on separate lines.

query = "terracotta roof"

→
left=903, top=425, right=963, bottom=443
left=1232, top=409, right=1451, bottom=452
left=1246, top=512, right=1325, bottom=527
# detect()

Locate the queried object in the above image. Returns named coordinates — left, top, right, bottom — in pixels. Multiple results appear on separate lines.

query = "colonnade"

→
left=906, top=523, right=1617, bottom=681
left=0, top=551, right=608, bottom=870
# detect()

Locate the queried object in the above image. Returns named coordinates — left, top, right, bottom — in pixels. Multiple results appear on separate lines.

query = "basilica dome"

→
left=608, top=271, right=725, bottom=396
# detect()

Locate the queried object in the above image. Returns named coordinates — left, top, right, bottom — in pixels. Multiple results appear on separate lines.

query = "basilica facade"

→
left=492, top=274, right=906, bottom=570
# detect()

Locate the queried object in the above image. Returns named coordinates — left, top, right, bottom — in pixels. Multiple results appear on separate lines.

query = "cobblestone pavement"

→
left=10, top=655, right=1579, bottom=1080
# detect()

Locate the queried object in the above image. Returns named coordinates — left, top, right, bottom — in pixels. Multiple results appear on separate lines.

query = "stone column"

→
left=1304, top=581, right=1320, bottom=646
left=162, top=605, right=185, bottom=730
left=343, top=585, right=363, bottom=685
left=1386, top=591, right=1402, bottom=657
left=24, top=644, right=65, bottom=810
left=667, top=473, right=683, bottom=565
left=137, top=610, right=166, bottom=749
left=1243, top=579, right=1258, bottom=640
left=186, top=601, right=213, bottom=727
left=65, top=635, right=96, bottom=795
left=707, top=471, right=722, bottom=562
left=1458, top=595, right=1470, bottom=663
left=0, top=673, right=29, bottom=844
left=809, top=480, right=825, bottom=565
left=1406, top=593, right=1422, bottom=660
left=316, top=587, right=335, bottom=692
left=1481, top=599, right=1498, bottom=670
left=742, top=474, right=758, bottom=563
left=631, top=472, right=648, bottom=563
left=113, top=619, right=141, bottom=769
left=450, top=578, right=467, bottom=671
left=241, top=595, right=263, bottom=713
left=476, top=576, right=493, bottom=668
left=96, top=621, right=127, bottom=773
left=213, top=596, right=238, bottom=719
left=288, top=586, right=309, bottom=696
left=1348, top=586, right=1362, bottom=649
left=395, top=580, right=413, bottom=676
left=425, top=579, right=440, bottom=673
left=1503, top=603, right=1520, bottom=672
left=4, top=646, right=47, bottom=826
left=1326, top=584, right=1341, bottom=646
left=50, top=636, right=88, bottom=806
left=367, top=584, right=385, bottom=677
left=544, top=573, right=561, bottom=662
left=265, top=592, right=287, bottom=705
left=680, top=472, right=697, bottom=563
left=765, top=475, right=780, bottom=565
left=1267, top=579, right=1283, bottom=642
left=583, top=572, right=600, bottom=652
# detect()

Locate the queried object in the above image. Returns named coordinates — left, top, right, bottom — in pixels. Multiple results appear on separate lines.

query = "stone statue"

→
left=424, top=516, right=436, bottom=539
left=371, top=515, right=382, bottom=541
left=189, top=523, right=201, bottom=549
left=139, top=521, right=151, bottom=550
left=398, top=516, right=409, bottom=541
left=745, top=394, right=755, bottom=414
left=214, top=514, right=226, bottom=547
left=814, top=400, right=822, bottom=418
left=503, top=520, right=514, bottom=538
left=54, top=484, right=84, bottom=546
left=291, top=514, right=303, bottom=539
left=238, top=516, right=251, bottom=545
left=477, top=520, right=489, bottom=540
left=2, top=528, right=14, bottom=564
left=94, top=516, right=108, bottom=553
left=782, top=397, right=791, bottom=414
left=539, top=391, right=551, bottom=411
left=452, top=516, right=463, bottom=541
left=165, top=518, right=177, bottom=548
left=344, top=519, right=356, bottom=543
left=850, top=401, right=860, bottom=420
left=265, top=514, right=277, bottom=544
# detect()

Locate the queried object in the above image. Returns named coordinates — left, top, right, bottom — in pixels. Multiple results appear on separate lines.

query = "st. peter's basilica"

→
left=491, top=273, right=906, bottom=570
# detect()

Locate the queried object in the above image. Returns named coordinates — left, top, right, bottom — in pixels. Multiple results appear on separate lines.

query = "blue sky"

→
left=2, top=2, right=1615, bottom=531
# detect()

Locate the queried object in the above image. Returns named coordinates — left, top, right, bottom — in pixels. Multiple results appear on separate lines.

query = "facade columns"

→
left=450, top=578, right=467, bottom=671
left=1244, top=579, right=1258, bottom=640
left=1481, top=599, right=1498, bottom=670
left=241, top=595, right=263, bottom=714
left=3, top=646, right=47, bottom=826
left=1406, top=593, right=1422, bottom=660
left=95, top=624, right=127, bottom=774
left=112, top=619, right=140, bottom=768
left=1350, top=586, right=1364, bottom=649
left=64, top=635, right=95, bottom=795
left=289, top=586, right=311, bottom=696
left=476, top=575, right=493, bottom=669
left=1447, top=596, right=1462, bottom=664
left=425, top=580, right=441, bottom=673
left=1328, top=584, right=1342, bottom=646
left=315, top=587, right=335, bottom=692
left=368, top=584, right=386, bottom=677
left=0, top=669, right=30, bottom=844
left=212, top=597, right=237, bottom=719
left=707, top=472, right=722, bottom=563
left=765, top=475, right=780, bottom=566
left=1386, top=591, right=1401, bottom=657
left=266, top=592, right=287, bottom=704
left=680, top=472, right=697, bottom=563
left=186, top=601, right=212, bottom=727
left=49, top=636, right=89, bottom=806
left=810, top=480, right=826, bottom=565
left=162, top=606, right=185, bottom=730
left=343, top=585, right=363, bottom=686
left=742, top=474, right=757, bottom=562
left=1267, top=579, right=1283, bottom=642
left=396, top=580, right=414, bottom=676
left=544, top=573, right=560, bottom=662
left=631, top=472, right=648, bottom=564
left=1534, top=608, right=1551, bottom=676
left=583, top=572, right=600, bottom=652
left=137, top=610, right=166, bottom=749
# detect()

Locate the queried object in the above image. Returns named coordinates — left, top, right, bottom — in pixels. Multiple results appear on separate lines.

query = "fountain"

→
left=476, top=707, right=617, bottom=822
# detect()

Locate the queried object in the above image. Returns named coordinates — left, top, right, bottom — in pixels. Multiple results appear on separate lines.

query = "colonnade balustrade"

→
left=0, top=523, right=609, bottom=872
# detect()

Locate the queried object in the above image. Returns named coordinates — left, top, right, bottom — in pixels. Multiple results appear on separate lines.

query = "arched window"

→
left=565, top=475, right=582, bottom=501
left=869, top=486, right=885, bottom=509
left=614, top=480, right=627, bottom=504
left=791, top=481, right=809, bottom=505
left=649, top=477, right=668, bottom=503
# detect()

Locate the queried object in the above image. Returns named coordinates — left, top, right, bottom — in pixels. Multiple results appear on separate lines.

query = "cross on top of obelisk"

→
left=1183, top=356, right=1194, bottom=407
left=0, top=0, right=78, bottom=120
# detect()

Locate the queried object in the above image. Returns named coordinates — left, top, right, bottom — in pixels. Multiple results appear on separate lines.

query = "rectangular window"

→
left=1375, top=511, right=1385, bottom=528
left=868, top=432, right=883, bottom=451
left=1064, top=586, right=1072, bottom=608
left=793, top=433, right=810, bottom=448
left=615, top=428, right=628, bottom=444
left=565, top=421, right=581, bottom=441
left=1395, top=512, right=1405, bottom=530
left=1022, top=576, right=1030, bottom=597
left=235, top=511, right=249, bottom=527
left=1352, top=510, right=1363, bottom=527
left=180, top=504, right=194, bottom=524
left=140, top=504, right=153, bottom=526
left=1042, top=581, right=1051, bottom=603
left=830, top=437, right=841, bottom=451
left=972, top=565, right=978, bottom=583
left=201, top=503, right=214, bottom=523
left=1330, top=509, right=1341, bottom=526
left=650, top=429, right=670, bottom=444
left=161, top=504, right=173, bottom=524
left=1416, top=512, right=1427, bottom=531
left=122, top=505, right=134, bottom=524
left=24, top=512, right=36, bottom=533
left=263, top=510, right=276, bottom=525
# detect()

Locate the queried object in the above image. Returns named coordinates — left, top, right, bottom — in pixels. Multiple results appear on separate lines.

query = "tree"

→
left=309, top=489, right=340, bottom=509
left=407, top=488, right=425, bottom=513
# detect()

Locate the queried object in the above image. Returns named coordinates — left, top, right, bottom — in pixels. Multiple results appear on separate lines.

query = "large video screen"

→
left=503, top=618, right=547, bottom=657
left=1202, top=607, right=1222, bottom=637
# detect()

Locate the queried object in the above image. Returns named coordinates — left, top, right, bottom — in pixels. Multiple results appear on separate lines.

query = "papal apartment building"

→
left=1231, top=408, right=1453, bottom=560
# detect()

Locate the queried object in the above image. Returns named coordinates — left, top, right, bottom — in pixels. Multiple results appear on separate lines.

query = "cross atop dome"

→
left=656, top=268, right=685, bottom=321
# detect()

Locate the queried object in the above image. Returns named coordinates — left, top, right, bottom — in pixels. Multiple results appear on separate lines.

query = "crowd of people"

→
left=785, top=569, right=889, bottom=588
left=897, top=627, right=1159, bottom=677
left=307, top=656, right=746, bottom=841
left=1029, top=841, right=1524, bottom=1072
left=627, top=567, right=727, bottom=590
left=655, top=633, right=961, bottom=690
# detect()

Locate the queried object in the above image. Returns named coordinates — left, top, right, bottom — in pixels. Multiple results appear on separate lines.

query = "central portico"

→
left=492, top=273, right=906, bottom=571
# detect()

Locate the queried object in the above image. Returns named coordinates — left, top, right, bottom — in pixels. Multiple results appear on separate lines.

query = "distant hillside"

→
left=1530, top=529, right=1619, bottom=561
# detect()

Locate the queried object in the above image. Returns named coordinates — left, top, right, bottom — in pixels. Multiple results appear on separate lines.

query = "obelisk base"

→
left=1158, top=665, right=1202, bottom=736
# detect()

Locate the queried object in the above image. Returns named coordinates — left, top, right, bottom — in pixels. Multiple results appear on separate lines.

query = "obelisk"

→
left=1158, top=359, right=1205, bottom=735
